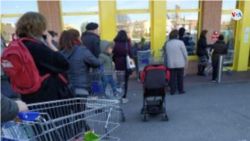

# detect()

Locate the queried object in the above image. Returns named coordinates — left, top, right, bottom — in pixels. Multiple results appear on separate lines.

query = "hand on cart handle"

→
left=16, top=100, right=28, bottom=112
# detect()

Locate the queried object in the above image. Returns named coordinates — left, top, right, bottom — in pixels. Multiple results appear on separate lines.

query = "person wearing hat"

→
left=81, top=22, right=100, bottom=58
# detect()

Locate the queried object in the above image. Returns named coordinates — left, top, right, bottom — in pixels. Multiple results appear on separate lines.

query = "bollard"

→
left=217, top=55, right=223, bottom=83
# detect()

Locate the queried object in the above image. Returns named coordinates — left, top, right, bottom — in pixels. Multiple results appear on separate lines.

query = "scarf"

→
left=73, top=40, right=81, bottom=45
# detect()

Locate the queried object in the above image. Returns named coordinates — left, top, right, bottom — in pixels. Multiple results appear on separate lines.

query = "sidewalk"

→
left=129, top=71, right=250, bottom=89
left=116, top=72, right=250, bottom=141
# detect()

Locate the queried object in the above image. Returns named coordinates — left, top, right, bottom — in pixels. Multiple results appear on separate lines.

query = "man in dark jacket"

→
left=178, top=27, right=186, bottom=43
left=81, top=22, right=100, bottom=58
left=211, top=35, right=228, bottom=82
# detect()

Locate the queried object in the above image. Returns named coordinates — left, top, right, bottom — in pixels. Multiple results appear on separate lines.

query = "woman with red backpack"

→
left=2, top=12, right=72, bottom=104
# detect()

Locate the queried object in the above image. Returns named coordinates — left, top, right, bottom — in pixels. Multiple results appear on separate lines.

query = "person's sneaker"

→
left=122, top=98, right=129, bottom=103
left=113, top=92, right=119, bottom=97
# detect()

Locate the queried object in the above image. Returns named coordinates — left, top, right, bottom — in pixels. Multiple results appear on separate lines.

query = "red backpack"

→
left=1, top=38, right=51, bottom=94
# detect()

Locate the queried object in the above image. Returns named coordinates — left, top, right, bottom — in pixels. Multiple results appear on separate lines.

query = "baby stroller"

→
left=140, top=64, right=170, bottom=122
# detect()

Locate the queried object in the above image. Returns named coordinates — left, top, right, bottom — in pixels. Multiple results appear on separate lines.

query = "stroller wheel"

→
left=142, top=114, right=148, bottom=122
left=162, top=114, right=169, bottom=121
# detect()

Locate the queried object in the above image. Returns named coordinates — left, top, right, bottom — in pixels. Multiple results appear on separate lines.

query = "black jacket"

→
left=197, top=35, right=208, bottom=56
left=21, top=40, right=71, bottom=104
left=211, top=40, right=228, bottom=61
left=81, top=32, right=100, bottom=58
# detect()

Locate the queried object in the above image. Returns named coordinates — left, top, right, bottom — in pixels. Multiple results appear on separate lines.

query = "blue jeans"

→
left=103, top=75, right=117, bottom=93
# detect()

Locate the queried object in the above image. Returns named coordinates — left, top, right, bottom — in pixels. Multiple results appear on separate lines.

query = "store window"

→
left=1, top=1, right=38, bottom=15
left=167, top=12, right=198, bottom=42
left=166, top=0, right=199, bottom=10
left=220, top=0, right=237, bottom=67
left=116, top=0, right=149, bottom=10
left=222, top=0, right=237, bottom=10
left=166, top=1, right=200, bottom=56
left=116, top=14, right=150, bottom=45
left=61, top=0, right=99, bottom=13
left=1, top=1, right=38, bottom=44
left=63, top=15, right=99, bottom=33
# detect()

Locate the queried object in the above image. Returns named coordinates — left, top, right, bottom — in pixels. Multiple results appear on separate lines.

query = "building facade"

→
left=1, top=0, right=250, bottom=74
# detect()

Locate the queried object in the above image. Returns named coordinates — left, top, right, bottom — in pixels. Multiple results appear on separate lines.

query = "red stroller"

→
left=141, top=64, right=170, bottom=121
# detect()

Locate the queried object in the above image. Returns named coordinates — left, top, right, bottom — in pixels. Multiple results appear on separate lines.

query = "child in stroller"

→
left=140, top=64, right=170, bottom=121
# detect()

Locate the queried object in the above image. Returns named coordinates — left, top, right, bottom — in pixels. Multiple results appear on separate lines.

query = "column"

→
left=99, top=1, right=117, bottom=41
left=201, top=1, right=222, bottom=44
left=150, top=0, right=166, bottom=56
left=234, top=1, right=250, bottom=71
left=37, top=1, right=62, bottom=34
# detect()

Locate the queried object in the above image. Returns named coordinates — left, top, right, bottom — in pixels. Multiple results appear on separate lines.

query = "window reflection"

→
left=116, top=0, right=149, bottom=10
left=2, top=18, right=19, bottom=44
left=167, top=12, right=198, bottom=55
left=222, top=0, right=237, bottom=10
left=167, top=0, right=199, bottom=10
left=116, top=14, right=150, bottom=44
left=63, top=15, right=99, bottom=34
left=220, top=14, right=235, bottom=67
left=61, top=0, right=99, bottom=13
left=1, top=1, right=38, bottom=15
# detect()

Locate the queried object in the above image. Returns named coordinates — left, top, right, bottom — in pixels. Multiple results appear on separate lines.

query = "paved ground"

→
left=116, top=78, right=250, bottom=141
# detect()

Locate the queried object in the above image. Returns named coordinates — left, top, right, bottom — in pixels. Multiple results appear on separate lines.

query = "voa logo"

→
left=231, top=9, right=242, bottom=20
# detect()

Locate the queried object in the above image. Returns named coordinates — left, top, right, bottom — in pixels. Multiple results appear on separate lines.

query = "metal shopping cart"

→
left=223, top=49, right=234, bottom=74
left=1, top=98, right=121, bottom=141
left=136, top=50, right=155, bottom=81
left=204, top=48, right=213, bottom=76
left=90, top=70, right=126, bottom=122
left=205, top=49, right=234, bottom=76
left=137, top=50, right=155, bottom=72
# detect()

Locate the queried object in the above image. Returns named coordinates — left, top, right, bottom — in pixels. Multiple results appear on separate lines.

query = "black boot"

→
left=197, top=65, right=202, bottom=75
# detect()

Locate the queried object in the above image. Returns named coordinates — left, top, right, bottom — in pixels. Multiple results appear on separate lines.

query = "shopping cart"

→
left=205, top=49, right=234, bottom=76
left=204, top=48, right=213, bottom=76
left=223, top=50, right=234, bottom=74
left=1, top=98, right=121, bottom=141
left=137, top=50, right=155, bottom=72
left=90, top=70, right=126, bottom=122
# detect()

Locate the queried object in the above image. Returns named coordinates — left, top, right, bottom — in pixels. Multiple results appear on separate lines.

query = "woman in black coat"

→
left=197, top=30, right=209, bottom=76
left=15, top=12, right=71, bottom=104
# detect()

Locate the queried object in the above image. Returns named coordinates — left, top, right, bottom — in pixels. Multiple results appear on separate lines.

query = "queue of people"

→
left=1, top=11, right=231, bottom=123
left=162, top=27, right=230, bottom=95
left=1, top=12, right=133, bottom=123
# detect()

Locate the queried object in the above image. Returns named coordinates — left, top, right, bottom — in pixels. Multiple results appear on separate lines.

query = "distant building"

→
left=2, top=23, right=15, bottom=44
left=64, top=23, right=80, bottom=32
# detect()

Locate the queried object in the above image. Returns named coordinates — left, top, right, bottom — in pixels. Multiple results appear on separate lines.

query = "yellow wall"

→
left=99, top=1, right=117, bottom=41
left=150, top=1, right=166, bottom=57
left=234, top=1, right=250, bottom=71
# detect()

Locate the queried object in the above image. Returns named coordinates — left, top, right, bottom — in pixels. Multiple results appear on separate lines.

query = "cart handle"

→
left=18, top=112, right=40, bottom=121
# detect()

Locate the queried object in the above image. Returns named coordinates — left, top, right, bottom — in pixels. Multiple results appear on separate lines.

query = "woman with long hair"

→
left=197, top=30, right=209, bottom=76
left=59, top=29, right=100, bottom=96
left=113, top=30, right=133, bottom=103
